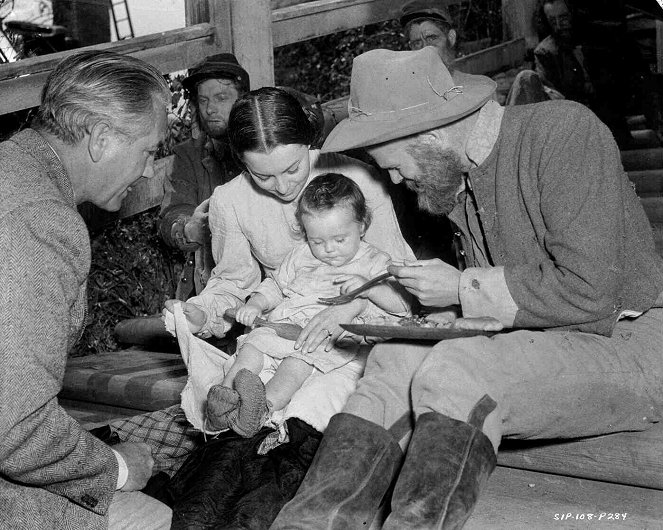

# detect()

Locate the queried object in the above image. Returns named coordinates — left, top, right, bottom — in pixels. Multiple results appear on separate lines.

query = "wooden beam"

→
left=657, top=19, right=663, bottom=73
left=621, top=147, right=663, bottom=172
left=230, top=0, right=274, bottom=88
left=272, top=0, right=403, bottom=48
left=185, top=0, right=210, bottom=26
left=0, top=24, right=219, bottom=115
left=209, top=0, right=233, bottom=52
left=454, top=38, right=527, bottom=75
left=117, top=156, right=173, bottom=220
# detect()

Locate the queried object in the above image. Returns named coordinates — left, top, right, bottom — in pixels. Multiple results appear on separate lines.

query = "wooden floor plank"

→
left=498, top=423, right=663, bottom=491
left=467, top=467, right=663, bottom=529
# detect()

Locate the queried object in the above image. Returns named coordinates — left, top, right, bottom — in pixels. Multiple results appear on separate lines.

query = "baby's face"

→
left=302, top=207, right=364, bottom=267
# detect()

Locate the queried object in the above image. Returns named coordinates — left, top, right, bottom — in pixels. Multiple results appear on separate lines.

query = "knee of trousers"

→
left=410, top=338, right=503, bottom=428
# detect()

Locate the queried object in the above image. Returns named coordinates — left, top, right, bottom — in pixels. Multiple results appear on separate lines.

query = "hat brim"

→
left=322, top=76, right=496, bottom=153
left=182, top=65, right=249, bottom=92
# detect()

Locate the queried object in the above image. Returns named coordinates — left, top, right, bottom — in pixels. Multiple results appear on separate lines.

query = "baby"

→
left=206, top=173, right=410, bottom=437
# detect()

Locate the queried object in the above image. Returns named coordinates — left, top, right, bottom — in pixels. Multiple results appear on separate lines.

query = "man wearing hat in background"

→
left=272, top=47, right=663, bottom=529
left=159, top=53, right=249, bottom=300
left=401, top=0, right=548, bottom=106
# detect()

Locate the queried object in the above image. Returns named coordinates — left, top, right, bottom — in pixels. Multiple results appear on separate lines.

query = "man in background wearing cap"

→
left=401, top=0, right=548, bottom=106
left=159, top=53, right=249, bottom=300
left=272, top=47, right=663, bottom=529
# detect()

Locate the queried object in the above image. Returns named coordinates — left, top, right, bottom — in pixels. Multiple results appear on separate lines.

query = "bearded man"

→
left=271, top=47, right=663, bottom=529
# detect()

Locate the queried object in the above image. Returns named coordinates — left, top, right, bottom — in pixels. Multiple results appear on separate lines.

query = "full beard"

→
left=404, top=142, right=465, bottom=216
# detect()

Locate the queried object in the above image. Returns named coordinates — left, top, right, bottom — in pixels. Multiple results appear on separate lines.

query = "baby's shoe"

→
left=228, top=369, right=273, bottom=438
left=206, top=384, right=240, bottom=431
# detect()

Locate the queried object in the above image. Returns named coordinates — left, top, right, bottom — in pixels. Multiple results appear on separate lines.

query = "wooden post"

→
left=229, top=0, right=274, bottom=88
left=501, top=0, right=539, bottom=51
left=657, top=20, right=663, bottom=74
left=184, top=0, right=209, bottom=26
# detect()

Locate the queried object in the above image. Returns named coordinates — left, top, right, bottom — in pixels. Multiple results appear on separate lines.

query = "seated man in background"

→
left=272, top=47, right=663, bottom=529
left=0, top=50, right=172, bottom=529
left=534, top=0, right=651, bottom=148
left=159, top=53, right=249, bottom=300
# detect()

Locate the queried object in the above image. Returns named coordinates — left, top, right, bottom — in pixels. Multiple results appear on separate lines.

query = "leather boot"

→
left=271, top=412, right=402, bottom=530
left=383, top=410, right=497, bottom=530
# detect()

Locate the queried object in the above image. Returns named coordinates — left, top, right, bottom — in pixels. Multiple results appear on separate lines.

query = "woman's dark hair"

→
left=295, top=173, right=372, bottom=232
left=227, top=87, right=323, bottom=166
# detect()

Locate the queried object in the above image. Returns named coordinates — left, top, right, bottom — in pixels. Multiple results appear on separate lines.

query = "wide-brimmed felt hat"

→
left=400, top=0, right=454, bottom=27
left=182, top=53, right=250, bottom=94
left=321, top=47, right=496, bottom=153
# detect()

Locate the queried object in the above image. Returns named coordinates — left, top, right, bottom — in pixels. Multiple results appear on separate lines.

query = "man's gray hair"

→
left=34, top=50, right=170, bottom=144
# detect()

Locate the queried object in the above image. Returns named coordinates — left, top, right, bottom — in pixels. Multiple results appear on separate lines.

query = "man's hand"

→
left=183, top=198, right=210, bottom=246
left=113, top=442, right=154, bottom=491
left=163, top=299, right=207, bottom=333
left=388, top=259, right=461, bottom=307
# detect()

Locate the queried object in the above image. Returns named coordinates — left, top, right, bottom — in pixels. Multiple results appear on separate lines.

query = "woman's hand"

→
left=388, top=258, right=461, bottom=307
left=235, top=303, right=263, bottom=326
left=295, top=298, right=367, bottom=353
left=163, top=299, right=207, bottom=334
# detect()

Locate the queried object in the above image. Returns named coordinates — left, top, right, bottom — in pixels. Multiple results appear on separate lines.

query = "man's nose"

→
left=388, top=169, right=403, bottom=184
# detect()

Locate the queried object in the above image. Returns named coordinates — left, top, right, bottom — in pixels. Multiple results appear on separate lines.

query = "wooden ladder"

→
left=109, top=0, right=135, bottom=41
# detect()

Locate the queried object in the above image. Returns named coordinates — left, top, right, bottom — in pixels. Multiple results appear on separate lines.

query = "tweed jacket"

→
left=0, top=129, right=117, bottom=529
left=451, top=100, right=663, bottom=336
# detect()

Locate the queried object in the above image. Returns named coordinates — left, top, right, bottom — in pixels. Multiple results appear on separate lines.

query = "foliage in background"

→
left=77, top=3, right=503, bottom=355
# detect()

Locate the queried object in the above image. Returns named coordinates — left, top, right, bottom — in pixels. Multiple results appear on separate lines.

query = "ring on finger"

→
left=321, top=328, right=333, bottom=338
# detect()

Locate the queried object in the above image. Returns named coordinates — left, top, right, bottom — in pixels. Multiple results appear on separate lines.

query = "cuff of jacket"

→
left=459, top=266, right=517, bottom=327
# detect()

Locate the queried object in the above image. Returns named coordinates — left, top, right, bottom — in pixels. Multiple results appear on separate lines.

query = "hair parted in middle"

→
left=295, top=172, right=372, bottom=232
left=227, top=87, right=324, bottom=166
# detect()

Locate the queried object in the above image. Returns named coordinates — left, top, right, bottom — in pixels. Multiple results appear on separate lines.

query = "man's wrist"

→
left=111, top=448, right=129, bottom=490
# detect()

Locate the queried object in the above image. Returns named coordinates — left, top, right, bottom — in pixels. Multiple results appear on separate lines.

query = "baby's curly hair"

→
left=295, top=173, right=372, bottom=232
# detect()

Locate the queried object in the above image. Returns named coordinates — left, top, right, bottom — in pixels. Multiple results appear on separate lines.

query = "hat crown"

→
left=349, top=48, right=459, bottom=122
left=321, top=47, right=496, bottom=152
left=400, top=0, right=453, bottom=26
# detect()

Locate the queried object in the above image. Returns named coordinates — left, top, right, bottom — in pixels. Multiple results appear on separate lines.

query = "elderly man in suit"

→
left=272, top=47, right=663, bottom=529
left=0, top=50, right=172, bottom=529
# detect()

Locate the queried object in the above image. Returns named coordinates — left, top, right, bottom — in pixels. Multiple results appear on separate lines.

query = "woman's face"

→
left=242, top=144, right=311, bottom=202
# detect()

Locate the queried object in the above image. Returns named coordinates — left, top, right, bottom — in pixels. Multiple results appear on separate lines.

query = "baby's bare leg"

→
left=266, top=357, right=315, bottom=411
left=222, top=343, right=265, bottom=387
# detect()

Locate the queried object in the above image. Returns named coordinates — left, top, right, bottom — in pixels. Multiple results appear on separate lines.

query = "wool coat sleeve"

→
left=0, top=199, right=117, bottom=514
left=159, top=141, right=201, bottom=247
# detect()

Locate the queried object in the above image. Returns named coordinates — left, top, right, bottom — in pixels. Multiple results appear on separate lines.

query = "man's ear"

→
left=419, top=129, right=449, bottom=147
left=88, top=121, right=113, bottom=163
left=447, top=29, right=457, bottom=49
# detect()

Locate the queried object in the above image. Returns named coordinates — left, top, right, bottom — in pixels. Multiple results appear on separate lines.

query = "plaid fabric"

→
left=110, top=405, right=202, bottom=475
